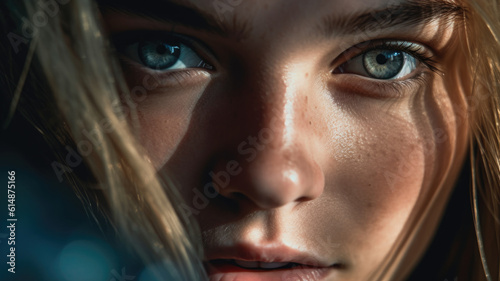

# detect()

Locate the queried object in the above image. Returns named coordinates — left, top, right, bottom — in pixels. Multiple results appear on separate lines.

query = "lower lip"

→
left=206, top=262, right=334, bottom=281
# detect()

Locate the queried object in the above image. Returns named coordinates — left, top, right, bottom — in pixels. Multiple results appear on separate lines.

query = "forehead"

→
left=178, top=0, right=459, bottom=30
left=101, top=0, right=463, bottom=40
left=187, top=0, right=400, bottom=17
left=185, top=0, right=397, bottom=38
left=185, top=0, right=404, bottom=16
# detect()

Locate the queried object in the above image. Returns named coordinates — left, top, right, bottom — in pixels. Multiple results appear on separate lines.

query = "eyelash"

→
left=112, top=31, right=438, bottom=98
left=375, top=41, right=439, bottom=73
left=330, top=40, right=441, bottom=98
left=336, top=40, right=440, bottom=74
left=111, top=31, right=214, bottom=86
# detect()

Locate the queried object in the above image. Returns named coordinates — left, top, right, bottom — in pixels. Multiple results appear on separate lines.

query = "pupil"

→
left=156, top=44, right=168, bottom=55
left=376, top=54, right=388, bottom=64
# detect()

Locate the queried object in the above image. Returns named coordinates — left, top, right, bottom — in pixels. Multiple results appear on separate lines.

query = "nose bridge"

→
left=269, top=74, right=297, bottom=150
left=243, top=62, right=302, bottom=149
left=214, top=62, right=325, bottom=210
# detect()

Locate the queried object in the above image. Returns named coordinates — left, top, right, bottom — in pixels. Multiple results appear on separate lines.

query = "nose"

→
left=218, top=145, right=325, bottom=210
left=213, top=69, right=325, bottom=210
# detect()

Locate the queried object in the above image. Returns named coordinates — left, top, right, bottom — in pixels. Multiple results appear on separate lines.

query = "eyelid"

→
left=329, top=40, right=439, bottom=99
left=119, top=56, right=211, bottom=89
left=110, top=30, right=217, bottom=70
left=332, top=39, right=440, bottom=74
left=111, top=31, right=216, bottom=89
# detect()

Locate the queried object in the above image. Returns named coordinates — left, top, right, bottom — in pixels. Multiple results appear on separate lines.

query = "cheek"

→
left=122, top=72, right=210, bottom=169
left=341, top=122, right=426, bottom=217
left=328, top=114, right=426, bottom=236
left=323, top=100, right=430, bottom=216
left=138, top=109, right=190, bottom=168
left=315, top=93, right=443, bottom=270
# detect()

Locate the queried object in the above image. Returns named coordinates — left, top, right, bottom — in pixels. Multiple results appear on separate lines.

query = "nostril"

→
left=296, top=196, right=309, bottom=202
left=222, top=190, right=286, bottom=210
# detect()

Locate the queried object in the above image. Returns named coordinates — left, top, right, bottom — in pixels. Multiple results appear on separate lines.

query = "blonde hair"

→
left=3, top=0, right=205, bottom=280
left=373, top=0, right=500, bottom=280
left=1, top=0, right=499, bottom=280
left=468, top=0, right=500, bottom=279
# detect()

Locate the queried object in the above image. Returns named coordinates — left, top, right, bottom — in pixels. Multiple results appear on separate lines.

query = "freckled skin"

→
left=104, top=0, right=469, bottom=279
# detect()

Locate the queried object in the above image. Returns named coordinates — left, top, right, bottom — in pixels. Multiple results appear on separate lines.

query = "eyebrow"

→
left=97, top=0, right=251, bottom=39
left=97, top=0, right=465, bottom=39
left=321, top=0, right=466, bottom=36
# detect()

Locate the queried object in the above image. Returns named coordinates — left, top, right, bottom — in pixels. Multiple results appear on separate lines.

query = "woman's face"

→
left=102, top=0, right=469, bottom=279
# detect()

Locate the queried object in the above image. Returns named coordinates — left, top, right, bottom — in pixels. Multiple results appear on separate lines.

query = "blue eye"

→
left=363, top=50, right=407, bottom=79
left=123, top=38, right=213, bottom=71
left=138, top=40, right=181, bottom=70
left=336, top=45, right=420, bottom=80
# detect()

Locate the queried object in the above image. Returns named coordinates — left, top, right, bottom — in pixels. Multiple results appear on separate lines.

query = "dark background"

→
left=0, top=113, right=152, bottom=281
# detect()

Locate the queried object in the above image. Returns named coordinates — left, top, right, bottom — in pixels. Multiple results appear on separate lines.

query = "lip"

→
left=205, top=243, right=342, bottom=281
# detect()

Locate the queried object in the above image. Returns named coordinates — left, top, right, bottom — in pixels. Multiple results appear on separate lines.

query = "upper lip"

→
left=205, top=242, right=337, bottom=268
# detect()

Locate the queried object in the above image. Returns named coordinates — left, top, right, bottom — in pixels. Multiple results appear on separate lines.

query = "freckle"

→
left=309, top=121, right=312, bottom=125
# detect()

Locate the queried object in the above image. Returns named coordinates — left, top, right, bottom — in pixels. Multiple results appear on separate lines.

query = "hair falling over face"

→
left=1, top=0, right=500, bottom=280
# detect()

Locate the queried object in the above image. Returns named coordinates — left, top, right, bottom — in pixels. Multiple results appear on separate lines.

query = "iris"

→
left=363, top=50, right=404, bottom=79
left=138, top=40, right=181, bottom=70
